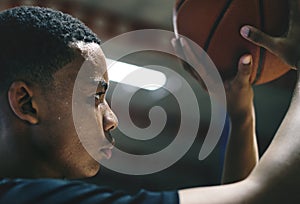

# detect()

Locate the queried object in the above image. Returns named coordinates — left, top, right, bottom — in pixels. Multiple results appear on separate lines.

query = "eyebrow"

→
left=91, top=79, right=108, bottom=91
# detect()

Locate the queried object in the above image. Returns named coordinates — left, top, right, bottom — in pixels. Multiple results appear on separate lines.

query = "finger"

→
left=172, top=37, right=203, bottom=83
left=171, top=37, right=185, bottom=58
left=179, top=37, right=211, bottom=81
left=240, top=26, right=279, bottom=54
left=179, top=37, right=199, bottom=65
left=178, top=37, right=204, bottom=80
left=234, top=55, right=252, bottom=85
left=171, top=37, right=194, bottom=75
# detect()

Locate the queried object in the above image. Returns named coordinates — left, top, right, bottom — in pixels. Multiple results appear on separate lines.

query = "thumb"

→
left=234, top=55, right=253, bottom=85
left=240, top=25, right=278, bottom=55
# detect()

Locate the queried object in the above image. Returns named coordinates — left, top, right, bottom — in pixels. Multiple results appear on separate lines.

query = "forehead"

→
left=70, top=42, right=108, bottom=82
left=51, top=42, right=108, bottom=92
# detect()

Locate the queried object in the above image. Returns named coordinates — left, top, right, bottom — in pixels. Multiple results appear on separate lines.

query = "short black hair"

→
left=0, top=6, right=101, bottom=90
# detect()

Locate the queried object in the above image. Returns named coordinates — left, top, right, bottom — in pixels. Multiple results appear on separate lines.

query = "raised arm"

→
left=172, top=38, right=259, bottom=184
left=238, top=0, right=300, bottom=201
left=222, top=55, right=258, bottom=184
left=178, top=56, right=260, bottom=204
left=180, top=0, right=300, bottom=202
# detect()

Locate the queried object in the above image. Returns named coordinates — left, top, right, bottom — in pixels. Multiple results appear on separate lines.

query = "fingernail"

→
left=240, top=26, right=250, bottom=38
left=242, top=55, right=252, bottom=65
left=180, top=37, right=186, bottom=47
left=171, top=38, right=177, bottom=47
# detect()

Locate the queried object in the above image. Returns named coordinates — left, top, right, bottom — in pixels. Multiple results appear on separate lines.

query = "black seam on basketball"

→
left=176, top=0, right=187, bottom=12
left=254, top=48, right=266, bottom=84
left=204, top=0, right=234, bottom=51
left=254, top=0, right=266, bottom=84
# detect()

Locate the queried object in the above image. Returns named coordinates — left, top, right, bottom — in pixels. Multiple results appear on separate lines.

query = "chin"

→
left=65, top=161, right=100, bottom=179
left=84, top=164, right=101, bottom=178
left=83, top=160, right=100, bottom=178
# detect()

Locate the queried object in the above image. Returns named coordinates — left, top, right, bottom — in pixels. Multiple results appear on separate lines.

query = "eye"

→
left=94, top=91, right=105, bottom=105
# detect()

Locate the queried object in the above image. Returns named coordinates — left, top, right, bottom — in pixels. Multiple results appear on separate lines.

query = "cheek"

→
left=37, top=95, right=77, bottom=148
left=73, top=106, right=104, bottom=149
left=44, top=93, right=106, bottom=158
left=48, top=105, right=74, bottom=136
left=42, top=113, right=96, bottom=165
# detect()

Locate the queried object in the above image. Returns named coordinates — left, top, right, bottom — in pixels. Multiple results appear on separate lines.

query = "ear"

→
left=8, top=81, right=39, bottom=124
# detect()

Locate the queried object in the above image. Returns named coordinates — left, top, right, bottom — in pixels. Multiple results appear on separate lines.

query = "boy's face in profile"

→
left=35, top=42, right=118, bottom=178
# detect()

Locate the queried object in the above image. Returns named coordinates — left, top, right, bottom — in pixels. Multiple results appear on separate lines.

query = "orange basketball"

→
left=174, top=0, right=291, bottom=84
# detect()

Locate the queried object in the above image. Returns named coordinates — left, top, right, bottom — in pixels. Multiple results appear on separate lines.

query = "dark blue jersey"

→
left=0, top=178, right=179, bottom=204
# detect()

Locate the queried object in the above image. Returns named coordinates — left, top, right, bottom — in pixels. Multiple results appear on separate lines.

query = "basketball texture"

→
left=174, top=0, right=290, bottom=84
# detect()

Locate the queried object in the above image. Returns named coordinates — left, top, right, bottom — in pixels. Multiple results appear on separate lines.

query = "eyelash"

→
left=94, top=92, right=105, bottom=103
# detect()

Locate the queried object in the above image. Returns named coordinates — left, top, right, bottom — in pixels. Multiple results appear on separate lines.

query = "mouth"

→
left=100, top=145, right=113, bottom=160
left=100, top=132, right=115, bottom=160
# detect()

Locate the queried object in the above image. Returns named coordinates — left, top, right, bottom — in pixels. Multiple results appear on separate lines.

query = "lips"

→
left=101, top=132, right=115, bottom=160
left=100, top=147, right=112, bottom=160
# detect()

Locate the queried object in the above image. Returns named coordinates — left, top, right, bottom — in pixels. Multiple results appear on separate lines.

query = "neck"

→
left=0, top=152, right=63, bottom=179
left=0, top=132, right=63, bottom=179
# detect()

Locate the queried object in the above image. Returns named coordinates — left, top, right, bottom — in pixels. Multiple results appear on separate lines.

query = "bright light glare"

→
left=106, top=59, right=166, bottom=91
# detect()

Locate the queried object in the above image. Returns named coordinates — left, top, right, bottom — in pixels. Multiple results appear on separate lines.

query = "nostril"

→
left=103, top=113, right=118, bottom=132
left=108, top=125, right=115, bottom=131
left=104, top=124, right=115, bottom=132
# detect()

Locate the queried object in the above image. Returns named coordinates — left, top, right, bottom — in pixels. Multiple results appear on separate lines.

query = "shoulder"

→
left=0, top=178, right=179, bottom=204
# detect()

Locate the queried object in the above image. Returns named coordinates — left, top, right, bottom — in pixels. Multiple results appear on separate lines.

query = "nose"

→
left=103, top=107, right=118, bottom=132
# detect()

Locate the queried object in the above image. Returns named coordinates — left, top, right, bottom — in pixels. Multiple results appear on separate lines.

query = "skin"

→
left=0, top=34, right=256, bottom=180
left=1, top=0, right=300, bottom=200
left=180, top=0, right=300, bottom=202
left=172, top=38, right=259, bottom=183
left=0, top=42, right=118, bottom=179
left=222, top=55, right=258, bottom=184
left=0, top=38, right=259, bottom=201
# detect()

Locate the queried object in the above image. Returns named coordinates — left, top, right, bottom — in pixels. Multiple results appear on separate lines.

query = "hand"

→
left=172, top=36, right=254, bottom=119
left=225, top=55, right=254, bottom=123
left=240, top=0, right=300, bottom=69
left=171, top=37, right=214, bottom=90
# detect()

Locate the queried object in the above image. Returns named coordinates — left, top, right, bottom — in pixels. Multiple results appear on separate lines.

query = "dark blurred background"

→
left=1, top=0, right=297, bottom=194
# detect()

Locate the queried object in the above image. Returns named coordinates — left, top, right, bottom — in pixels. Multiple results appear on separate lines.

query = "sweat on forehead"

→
left=69, top=42, right=109, bottom=84
left=70, top=42, right=105, bottom=62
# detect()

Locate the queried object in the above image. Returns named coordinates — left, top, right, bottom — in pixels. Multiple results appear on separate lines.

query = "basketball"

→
left=174, top=0, right=290, bottom=84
